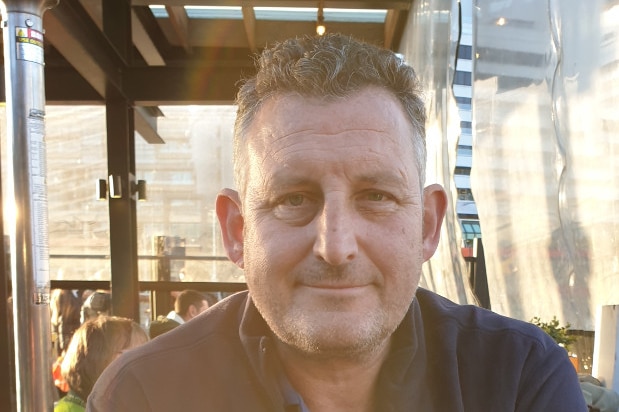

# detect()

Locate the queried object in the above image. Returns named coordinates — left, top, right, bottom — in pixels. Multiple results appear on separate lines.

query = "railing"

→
left=48, top=253, right=247, bottom=322
left=49, top=279, right=247, bottom=293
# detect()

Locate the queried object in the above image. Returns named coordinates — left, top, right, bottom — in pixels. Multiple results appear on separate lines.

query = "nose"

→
left=313, top=198, right=358, bottom=265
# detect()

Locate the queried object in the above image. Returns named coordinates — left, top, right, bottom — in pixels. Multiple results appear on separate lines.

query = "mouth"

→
left=300, top=283, right=372, bottom=297
left=304, top=283, right=366, bottom=289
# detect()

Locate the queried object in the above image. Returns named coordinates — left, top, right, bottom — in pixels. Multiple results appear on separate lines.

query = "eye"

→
left=366, top=192, right=384, bottom=201
left=356, top=190, right=399, bottom=215
left=273, top=192, right=318, bottom=225
left=286, top=194, right=305, bottom=206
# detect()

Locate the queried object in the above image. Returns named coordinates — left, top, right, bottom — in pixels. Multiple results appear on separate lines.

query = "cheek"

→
left=366, top=217, right=424, bottom=271
left=369, top=213, right=422, bottom=246
left=243, top=220, right=305, bottom=279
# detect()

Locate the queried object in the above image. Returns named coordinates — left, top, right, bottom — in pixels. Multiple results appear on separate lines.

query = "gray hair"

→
left=233, top=33, right=426, bottom=195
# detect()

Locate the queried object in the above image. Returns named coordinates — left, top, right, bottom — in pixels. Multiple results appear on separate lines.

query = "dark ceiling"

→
left=0, top=1, right=410, bottom=143
left=27, top=0, right=411, bottom=107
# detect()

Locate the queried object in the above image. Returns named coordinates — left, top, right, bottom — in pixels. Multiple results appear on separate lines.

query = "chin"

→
left=277, top=311, right=391, bottom=359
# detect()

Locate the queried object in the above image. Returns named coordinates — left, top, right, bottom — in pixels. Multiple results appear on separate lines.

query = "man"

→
left=88, top=34, right=587, bottom=411
left=148, top=289, right=209, bottom=338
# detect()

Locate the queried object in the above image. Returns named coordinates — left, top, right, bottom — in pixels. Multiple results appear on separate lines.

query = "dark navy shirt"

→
left=88, top=288, right=588, bottom=411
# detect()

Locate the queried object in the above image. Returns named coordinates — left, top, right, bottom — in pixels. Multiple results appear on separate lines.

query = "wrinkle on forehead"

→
left=251, top=87, right=408, bottom=133
left=256, top=126, right=403, bottom=162
left=241, top=87, right=419, bottom=194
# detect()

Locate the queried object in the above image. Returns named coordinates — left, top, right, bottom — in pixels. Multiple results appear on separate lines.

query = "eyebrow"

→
left=265, top=173, right=309, bottom=188
left=267, top=170, right=410, bottom=189
left=354, top=171, right=411, bottom=188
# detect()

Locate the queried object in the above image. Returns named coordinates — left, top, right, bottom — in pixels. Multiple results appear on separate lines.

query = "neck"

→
left=275, top=337, right=391, bottom=412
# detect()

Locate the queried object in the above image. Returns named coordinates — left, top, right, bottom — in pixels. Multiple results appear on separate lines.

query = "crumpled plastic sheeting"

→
left=580, top=376, right=619, bottom=412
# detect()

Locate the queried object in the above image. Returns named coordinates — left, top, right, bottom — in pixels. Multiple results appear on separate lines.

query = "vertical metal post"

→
left=1, top=1, right=58, bottom=410
left=106, top=98, right=140, bottom=321
left=102, top=0, right=140, bottom=322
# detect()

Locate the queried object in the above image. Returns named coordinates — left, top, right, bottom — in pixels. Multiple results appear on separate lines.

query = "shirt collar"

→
left=238, top=292, right=424, bottom=411
left=166, top=310, right=184, bottom=324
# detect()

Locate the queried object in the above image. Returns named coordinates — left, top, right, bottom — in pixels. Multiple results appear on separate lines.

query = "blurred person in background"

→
left=54, top=316, right=148, bottom=412
left=50, top=289, right=83, bottom=396
left=50, top=289, right=82, bottom=357
left=79, top=290, right=111, bottom=324
left=149, top=289, right=210, bottom=338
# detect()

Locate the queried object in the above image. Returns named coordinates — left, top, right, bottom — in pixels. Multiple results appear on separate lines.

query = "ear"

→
left=188, top=304, right=198, bottom=318
left=216, top=188, right=245, bottom=269
left=422, top=184, right=447, bottom=261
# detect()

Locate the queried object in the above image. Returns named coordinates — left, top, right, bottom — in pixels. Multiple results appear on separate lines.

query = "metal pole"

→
left=1, top=0, right=58, bottom=410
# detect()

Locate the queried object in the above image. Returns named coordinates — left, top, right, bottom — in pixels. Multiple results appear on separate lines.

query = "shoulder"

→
left=88, top=290, right=283, bottom=411
left=414, top=288, right=587, bottom=410
left=415, top=287, right=552, bottom=349
left=88, top=291, right=251, bottom=409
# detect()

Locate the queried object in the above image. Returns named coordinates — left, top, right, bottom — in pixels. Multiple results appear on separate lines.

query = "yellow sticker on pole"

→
left=15, top=27, right=44, bottom=64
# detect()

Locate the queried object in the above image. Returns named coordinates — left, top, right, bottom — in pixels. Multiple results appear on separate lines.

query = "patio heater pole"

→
left=1, top=0, right=58, bottom=410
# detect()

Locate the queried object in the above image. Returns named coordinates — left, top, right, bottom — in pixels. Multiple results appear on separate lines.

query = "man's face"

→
left=219, top=87, right=445, bottom=358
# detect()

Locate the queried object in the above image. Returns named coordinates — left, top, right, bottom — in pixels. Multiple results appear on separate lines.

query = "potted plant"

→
left=530, top=316, right=578, bottom=370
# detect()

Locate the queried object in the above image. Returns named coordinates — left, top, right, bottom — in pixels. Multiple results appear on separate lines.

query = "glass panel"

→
left=46, top=106, right=110, bottom=281
left=135, top=105, right=243, bottom=283
left=398, top=0, right=619, bottom=335
left=1, top=105, right=111, bottom=281
left=1, top=104, right=243, bottom=284
left=471, top=0, right=619, bottom=330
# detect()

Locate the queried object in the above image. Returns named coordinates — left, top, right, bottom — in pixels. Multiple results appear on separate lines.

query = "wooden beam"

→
left=241, top=6, right=258, bottom=53
left=384, top=9, right=408, bottom=50
left=44, top=67, right=103, bottom=104
left=102, top=0, right=133, bottom=64
left=0, top=69, right=102, bottom=104
left=132, top=9, right=166, bottom=66
left=79, top=0, right=165, bottom=66
left=134, top=106, right=165, bottom=144
left=78, top=0, right=103, bottom=29
left=44, top=0, right=122, bottom=98
left=384, top=9, right=397, bottom=50
left=44, top=0, right=165, bottom=142
left=165, top=5, right=192, bottom=54
left=122, top=65, right=250, bottom=105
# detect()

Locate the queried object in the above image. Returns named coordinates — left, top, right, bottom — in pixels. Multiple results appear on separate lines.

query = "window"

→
left=454, top=70, right=472, bottom=86
left=458, top=44, right=472, bottom=59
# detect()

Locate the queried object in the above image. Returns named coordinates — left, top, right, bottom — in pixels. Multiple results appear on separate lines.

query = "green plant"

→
left=530, top=316, right=576, bottom=349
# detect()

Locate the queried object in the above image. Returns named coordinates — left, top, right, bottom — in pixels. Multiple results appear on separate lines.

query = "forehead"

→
left=245, top=88, right=416, bottom=170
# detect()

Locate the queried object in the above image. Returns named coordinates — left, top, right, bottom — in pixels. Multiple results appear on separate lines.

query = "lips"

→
left=293, top=263, right=378, bottom=290
left=302, top=283, right=368, bottom=290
